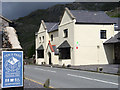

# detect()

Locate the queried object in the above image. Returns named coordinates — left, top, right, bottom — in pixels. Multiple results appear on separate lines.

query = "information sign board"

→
left=2, top=51, right=23, bottom=88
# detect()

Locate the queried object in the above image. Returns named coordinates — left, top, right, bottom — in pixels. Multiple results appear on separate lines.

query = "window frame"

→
left=37, top=50, right=44, bottom=58
left=100, top=30, right=107, bottom=39
left=63, top=29, right=68, bottom=38
left=51, top=34, right=53, bottom=41
left=59, top=48, right=71, bottom=59
left=39, top=37, right=41, bottom=43
left=42, top=36, right=44, bottom=42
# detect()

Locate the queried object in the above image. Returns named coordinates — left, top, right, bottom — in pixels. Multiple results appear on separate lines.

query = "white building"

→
left=36, top=8, right=120, bottom=66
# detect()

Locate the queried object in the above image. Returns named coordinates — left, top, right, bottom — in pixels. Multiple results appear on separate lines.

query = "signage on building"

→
left=2, top=51, right=23, bottom=88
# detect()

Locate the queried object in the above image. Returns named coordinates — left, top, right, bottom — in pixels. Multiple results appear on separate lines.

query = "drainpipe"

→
left=97, top=45, right=100, bottom=64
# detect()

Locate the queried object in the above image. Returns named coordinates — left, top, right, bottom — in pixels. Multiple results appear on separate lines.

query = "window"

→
left=59, top=48, right=71, bottom=59
left=42, top=36, right=44, bottom=42
left=100, top=30, right=106, bottom=39
left=37, top=50, right=44, bottom=58
left=64, top=29, right=68, bottom=38
left=39, top=37, right=41, bottom=43
left=51, top=35, right=53, bottom=41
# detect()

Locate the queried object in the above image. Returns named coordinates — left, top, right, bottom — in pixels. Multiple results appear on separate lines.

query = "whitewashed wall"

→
left=58, top=10, right=76, bottom=66
left=74, top=24, right=115, bottom=65
left=36, top=22, right=49, bottom=64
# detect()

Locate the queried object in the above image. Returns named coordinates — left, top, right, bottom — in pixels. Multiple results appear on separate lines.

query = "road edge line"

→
left=25, top=77, right=54, bottom=89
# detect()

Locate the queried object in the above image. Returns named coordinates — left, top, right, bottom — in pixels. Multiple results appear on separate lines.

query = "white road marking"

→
left=67, top=74, right=118, bottom=86
left=60, top=68, right=117, bottom=76
left=34, top=68, right=56, bottom=73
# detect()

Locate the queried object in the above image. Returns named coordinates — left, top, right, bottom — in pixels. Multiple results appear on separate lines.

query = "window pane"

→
left=59, top=48, right=71, bottom=59
left=37, top=50, right=44, bottom=58
left=51, top=35, right=53, bottom=41
left=64, top=29, right=68, bottom=38
left=42, top=36, right=44, bottom=42
left=100, top=30, right=106, bottom=39
left=39, top=37, right=41, bottom=42
left=42, top=36, right=44, bottom=40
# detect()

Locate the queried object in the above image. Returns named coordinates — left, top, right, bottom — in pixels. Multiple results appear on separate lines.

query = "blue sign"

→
left=2, top=51, right=23, bottom=88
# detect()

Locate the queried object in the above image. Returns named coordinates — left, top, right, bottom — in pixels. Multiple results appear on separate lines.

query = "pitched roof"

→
left=112, top=18, right=120, bottom=30
left=41, top=20, right=47, bottom=30
left=65, top=7, right=75, bottom=20
left=104, top=32, right=120, bottom=44
left=44, top=22, right=58, bottom=33
left=0, top=15, right=12, bottom=23
left=57, top=40, right=71, bottom=49
left=70, top=10, right=117, bottom=24
left=5, top=27, right=22, bottom=49
left=37, top=45, right=44, bottom=50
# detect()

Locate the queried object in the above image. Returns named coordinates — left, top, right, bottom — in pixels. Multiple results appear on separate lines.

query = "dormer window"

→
left=100, top=30, right=107, bottom=39
left=64, top=29, right=68, bottom=38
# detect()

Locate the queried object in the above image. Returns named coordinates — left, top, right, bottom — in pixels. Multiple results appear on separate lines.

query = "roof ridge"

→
left=0, top=15, right=12, bottom=23
left=41, top=20, right=47, bottom=30
left=70, top=10, right=105, bottom=12
left=65, top=7, right=76, bottom=19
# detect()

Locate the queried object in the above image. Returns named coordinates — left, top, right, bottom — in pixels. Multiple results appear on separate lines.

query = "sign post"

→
left=2, top=51, right=23, bottom=88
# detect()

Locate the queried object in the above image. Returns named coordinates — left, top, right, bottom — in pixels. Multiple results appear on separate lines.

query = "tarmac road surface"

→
left=24, top=65, right=119, bottom=88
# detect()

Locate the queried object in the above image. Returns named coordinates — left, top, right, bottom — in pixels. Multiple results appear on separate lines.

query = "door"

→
left=48, top=52, right=52, bottom=65
left=114, top=43, right=120, bottom=64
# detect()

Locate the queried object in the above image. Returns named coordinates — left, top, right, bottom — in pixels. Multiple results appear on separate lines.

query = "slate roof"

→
left=112, top=18, right=120, bottom=30
left=37, top=45, right=44, bottom=50
left=104, top=32, right=120, bottom=44
left=57, top=40, right=71, bottom=49
left=45, top=22, right=58, bottom=33
left=70, top=10, right=118, bottom=24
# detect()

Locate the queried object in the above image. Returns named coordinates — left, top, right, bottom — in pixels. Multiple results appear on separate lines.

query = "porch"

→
left=104, top=32, right=120, bottom=64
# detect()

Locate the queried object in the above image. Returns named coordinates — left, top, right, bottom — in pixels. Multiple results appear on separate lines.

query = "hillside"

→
left=14, top=2, right=120, bottom=58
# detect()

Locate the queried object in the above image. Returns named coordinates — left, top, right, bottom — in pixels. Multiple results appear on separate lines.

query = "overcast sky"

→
left=2, top=2, right=70, bottom=20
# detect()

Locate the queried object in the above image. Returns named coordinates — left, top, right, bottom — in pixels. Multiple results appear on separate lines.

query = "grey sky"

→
left=2, top=2, right=70, bottom=20
left=2, top=0, right=119, bottom=20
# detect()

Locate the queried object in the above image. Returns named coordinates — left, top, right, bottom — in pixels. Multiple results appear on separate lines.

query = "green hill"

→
left=14, top=2, right=120, bottom=58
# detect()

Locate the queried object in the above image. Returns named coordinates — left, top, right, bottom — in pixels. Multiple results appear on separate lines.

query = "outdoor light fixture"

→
left=76, top=41, right=79, bottom=49
left=97, top=45, right=100, bottom=48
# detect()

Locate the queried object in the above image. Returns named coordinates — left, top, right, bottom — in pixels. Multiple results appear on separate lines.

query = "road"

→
left=24, top=65, right=119, bottom=88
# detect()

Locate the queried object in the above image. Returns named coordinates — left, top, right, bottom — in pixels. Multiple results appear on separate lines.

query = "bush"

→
left=27, top=45, right=35, bottom=58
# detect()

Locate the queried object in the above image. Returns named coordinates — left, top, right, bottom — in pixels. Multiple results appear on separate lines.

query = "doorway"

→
left=48, top=52, right=52, bottom=65
left=114, top=43, right=120, bottom=64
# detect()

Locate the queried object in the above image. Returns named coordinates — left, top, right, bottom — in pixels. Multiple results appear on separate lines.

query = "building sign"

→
left=2, top=51, right=23, bottom=88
